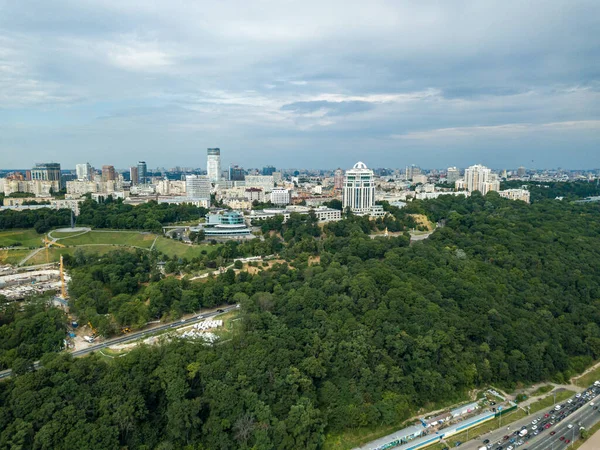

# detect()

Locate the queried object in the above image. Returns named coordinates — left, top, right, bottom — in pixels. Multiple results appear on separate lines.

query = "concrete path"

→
left=579, top=427, right=600, bottom=450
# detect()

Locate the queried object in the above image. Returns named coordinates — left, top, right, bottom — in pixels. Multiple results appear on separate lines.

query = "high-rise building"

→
left=102, top=165, right=116, bottom=181
left=31, top=163, right=61, bottom=182
left=517, top=166, right=526, bottom=177
left=334, top=169, right=344, bottom=190
left=207, top=148, right=221, bottom=182
left=262, top=165, right=276, bottom=176
left=270, top=188, right=291, bottom=205
left=342, top=161, right=375, bottom=214
left=229, top=165, right=245, bottom=181
left=129, top=166, right=139, bottom=185
left=405, top=165, right=421, bottom=181
left=137, top=161, right=147, bottom=184
left=460, top=164, right=500, bottom=195
left=186, top=175, right=211, bottom=201
left=446, top=167, right=460, bottom=183
left=76, top=163, right=92, bottom=181
left=245, top=175, right=274, bottom=193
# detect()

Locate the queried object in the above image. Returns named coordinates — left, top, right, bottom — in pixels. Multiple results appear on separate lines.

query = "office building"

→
left=270, top=188, right=291, bottom=205
left=517, top=166, right=526, bottom=177
left=76, top=163, right=92, bottom=181
left=229, top=165, right=245, bottom=181
left=207, top=148, right=221, bottom=182
left=245, top=175, right=274, bottom=193
left=272, top=171, right=282, bottom=184
left=334, top=169, right=344, bottom=190
left=342, top=161, right=375, bottom=214
left=262, top=165, right=276, bottom=176
left=199, top=211, right=252, bottom=239
left=185, top=175, right=211, bottom=200
left=130, top=166, right=139, bottom=185
left=137, top=161, right=147, bottom=184
left=446, top=167, right=460, bottom=183
left=405, top=165, right=421, bottom=181
left=459, top=164, right=500, bottom=195
left=31, top=163, right=61, bottom=182
left=102, top=165, right=116, bottom=181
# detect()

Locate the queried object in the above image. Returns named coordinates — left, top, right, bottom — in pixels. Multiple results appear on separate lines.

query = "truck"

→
left=519, top=429, right=528, bottom=437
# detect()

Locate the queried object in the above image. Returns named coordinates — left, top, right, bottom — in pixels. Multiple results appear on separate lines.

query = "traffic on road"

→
left=477, top=381, right=600, bottom=450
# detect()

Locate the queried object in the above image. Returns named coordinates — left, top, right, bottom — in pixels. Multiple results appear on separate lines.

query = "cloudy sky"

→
left=0, top=0, right=599, bottom=170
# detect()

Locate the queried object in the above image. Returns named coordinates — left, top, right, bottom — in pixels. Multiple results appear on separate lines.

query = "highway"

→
left=0, top=305, right=238, bottom=380
left=463, top=385, right=600, bottom=450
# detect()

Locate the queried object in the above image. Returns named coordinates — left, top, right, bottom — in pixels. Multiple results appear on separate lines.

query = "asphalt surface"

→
left=463, top=386, right=600, bottom=450
left=0, top=305, right=238, bottom=380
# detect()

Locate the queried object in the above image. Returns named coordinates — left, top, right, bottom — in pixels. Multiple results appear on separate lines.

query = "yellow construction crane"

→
left=59, top=254, right=68, bottom=299
left=42, top=236, right=65, bottom=264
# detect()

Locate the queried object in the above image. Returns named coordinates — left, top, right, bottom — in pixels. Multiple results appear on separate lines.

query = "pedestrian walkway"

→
left=579, top=428, right=600, bottom=450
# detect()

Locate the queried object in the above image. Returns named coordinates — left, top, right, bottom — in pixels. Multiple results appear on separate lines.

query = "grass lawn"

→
left=0, top=229, right=44, bottom=248
left=51, top=230, right=90, bottom=238
left=530, top=385, right=555, bottom=397
left=575, top=364, right=600, bottom=388
left=213, top=310, right=242, bottom=337
left=58, top=230, right=156, bottom=248
left=0, top=248, right=32, bottom=265
left=153, top=236, right=218, bottom=259
left=528, top=389, right=575, bottom=414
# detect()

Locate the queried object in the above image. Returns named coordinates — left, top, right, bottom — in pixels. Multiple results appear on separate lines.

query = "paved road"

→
left=462, top=387, right=600, bottom=450
left=0, top=305, right=237, bottom=380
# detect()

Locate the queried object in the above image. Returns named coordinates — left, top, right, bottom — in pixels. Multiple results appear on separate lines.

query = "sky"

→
left=0, top=0, right=599, bottom=170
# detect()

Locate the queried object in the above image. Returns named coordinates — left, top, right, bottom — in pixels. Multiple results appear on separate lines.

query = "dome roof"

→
left=353, top=161, right=368, bottom=169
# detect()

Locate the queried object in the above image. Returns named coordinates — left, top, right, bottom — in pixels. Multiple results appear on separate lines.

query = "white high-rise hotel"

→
left=207, top=148, right=221, bottom=182
left=342, top=161, right=375, bottom=214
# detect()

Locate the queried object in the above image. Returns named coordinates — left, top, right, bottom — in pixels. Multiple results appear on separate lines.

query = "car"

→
left=567, top=399, right=573, bottom=404
left=544, top=413, right=550, bottom=418
left=565, top=440, right=571, bottom=444
left=576, top=393, right=581, bottom=398
left=483, top=439, right=490, bottom=444
left=568, top=424, right=573, bottom=429
left=531, top=419, right=538, bottom=425
left=507, top=446, right=513, bottom=450
left=216, top=309, right=224, bottom=313
left=560, top=436, right=565, bottom=441
left=520, top=425, right=527, bottom=430
left=594, top=406, right=598, bottom=410
left=531, top=425, right=537, bottom=430
left=545, top=423, right=551, bottom=429
left=503, top=435, right=510, bottom=440
left=550, top=431, right=556, bottom=435
left=454, top=442, right=462, bottom=447
left=533, top=430, right=539, bottom=435
left=591, top=402, right=595, bottom=406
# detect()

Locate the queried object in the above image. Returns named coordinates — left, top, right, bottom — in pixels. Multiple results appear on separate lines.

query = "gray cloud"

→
left=0, top=0, right=599, bottom=169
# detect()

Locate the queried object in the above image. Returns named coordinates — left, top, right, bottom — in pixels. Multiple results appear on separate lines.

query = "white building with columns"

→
left=342, top=161, right=375, bottom=214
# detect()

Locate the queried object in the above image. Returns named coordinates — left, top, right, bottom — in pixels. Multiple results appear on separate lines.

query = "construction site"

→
left=0, top=257, right=70, bottom=301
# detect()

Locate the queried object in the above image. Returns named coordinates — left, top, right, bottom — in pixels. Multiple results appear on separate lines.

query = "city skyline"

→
left=0, top=1, right=599, bottom=169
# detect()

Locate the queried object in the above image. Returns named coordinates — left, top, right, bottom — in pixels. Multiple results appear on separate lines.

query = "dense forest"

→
left=0, top=299, right=67, bottom=371
left=0, top=199, right=208, bottom=233
left=2, top=194, right=600, bottom=449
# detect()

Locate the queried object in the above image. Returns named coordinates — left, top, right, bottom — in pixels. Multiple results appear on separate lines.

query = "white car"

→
left=532, top=425, right=537, bottom=430
left=576, top=393, right=581, bottom=398
left=531, top=419, right=538, bottom=425
left=568, top=424, right=573, bottom=429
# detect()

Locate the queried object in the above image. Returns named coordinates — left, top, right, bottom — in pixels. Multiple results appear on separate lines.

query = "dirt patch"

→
left=308, top=255, right=321, bottom=265
left=409, top=214, right=434, bottom=231
left=245, top=259, right=288, bottom=274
